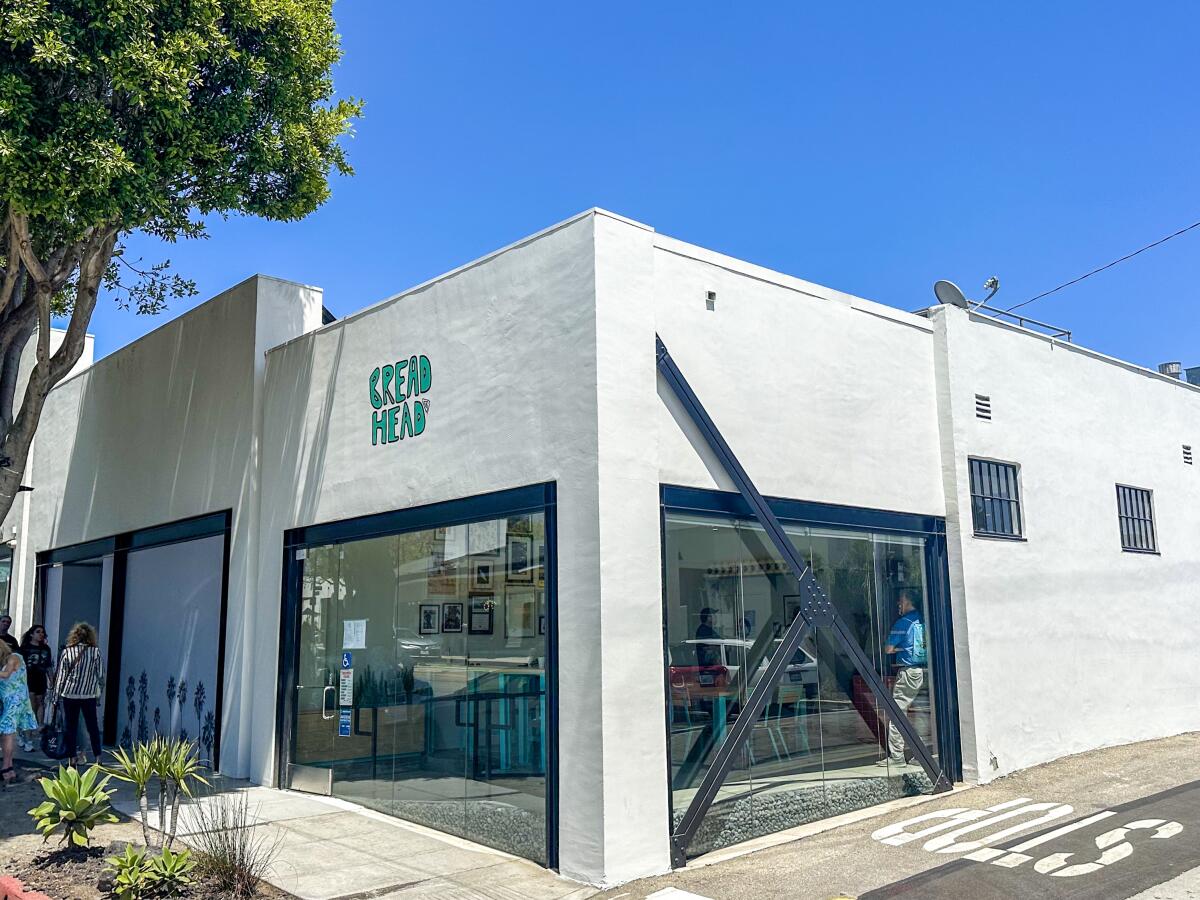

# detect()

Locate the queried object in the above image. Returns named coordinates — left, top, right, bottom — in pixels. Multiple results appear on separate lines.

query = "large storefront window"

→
left=663, top=495, right=952, bottom=858
left=282, top=486, right=555, bottom=866
left=35, top=513, right=231, bottom=761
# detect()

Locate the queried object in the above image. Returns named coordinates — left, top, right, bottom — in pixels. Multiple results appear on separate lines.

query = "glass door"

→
left=281, top=489, right=554, bottom=865
left=289, top=544, right=343, bottom=794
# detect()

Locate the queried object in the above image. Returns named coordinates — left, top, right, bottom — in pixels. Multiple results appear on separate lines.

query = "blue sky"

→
left=89, top=3, right=1199, bottom=369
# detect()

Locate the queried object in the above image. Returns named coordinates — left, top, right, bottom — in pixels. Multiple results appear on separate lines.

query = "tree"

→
left=0, top=0, right=361, bottom=522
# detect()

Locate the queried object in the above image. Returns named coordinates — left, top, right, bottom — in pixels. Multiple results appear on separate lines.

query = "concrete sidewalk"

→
left=110, top=783, right=594, bottom=900
left=17, top=745, right=592, bottom=899
left=594, top=733, right=1200, bottom=900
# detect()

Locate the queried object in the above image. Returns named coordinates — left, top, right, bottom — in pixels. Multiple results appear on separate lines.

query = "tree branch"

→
left=10, top=212, right=48, bottom=286
left=0, top=218, right=22, bottom=318
left=49, top=227, right=118, bottom=384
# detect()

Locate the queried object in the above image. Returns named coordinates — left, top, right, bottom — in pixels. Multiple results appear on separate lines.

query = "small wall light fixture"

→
left=705, top=290, right=717, bottom=311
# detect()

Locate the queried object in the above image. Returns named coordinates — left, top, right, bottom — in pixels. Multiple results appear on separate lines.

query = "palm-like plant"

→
left=105, top=744, right=156, bottom=846
left=160, top=739, right=209, bottom=848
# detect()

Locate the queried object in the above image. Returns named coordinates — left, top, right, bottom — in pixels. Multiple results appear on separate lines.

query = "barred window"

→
left=1116, top=485, right=1157, bottom=553
left=968, top=458, right=1023, bottom=537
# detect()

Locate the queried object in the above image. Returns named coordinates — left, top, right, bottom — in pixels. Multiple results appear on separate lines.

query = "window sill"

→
left=1120, top=547, right=1161, bottom=556
left=972, top=532, right=1027, bottom=543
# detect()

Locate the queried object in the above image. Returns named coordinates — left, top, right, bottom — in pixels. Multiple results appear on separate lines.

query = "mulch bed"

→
left=2, top=760, right=293, bottom=900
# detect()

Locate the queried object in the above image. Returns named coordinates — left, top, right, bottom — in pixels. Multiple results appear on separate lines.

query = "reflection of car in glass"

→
left=780, top=641, right=818, bottom=687
left=668, top=639, right=818, bottom=692
left=669, top=639, right=747, bottom=690
left=396, top=627, right=441, bottom=668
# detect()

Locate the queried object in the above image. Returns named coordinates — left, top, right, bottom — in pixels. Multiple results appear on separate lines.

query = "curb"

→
left=0, top=875, right=54, bottom=900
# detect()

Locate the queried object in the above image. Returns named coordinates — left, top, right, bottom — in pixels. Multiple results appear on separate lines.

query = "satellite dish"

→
left=933, top=280, right=970, bottom=309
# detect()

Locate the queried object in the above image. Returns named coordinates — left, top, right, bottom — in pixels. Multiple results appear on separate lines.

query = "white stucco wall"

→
left=252, top=212, right=631, bottom=883
left=12, top=208, right=1200, bottom=887
left=932, top=304, right=1200, bottom=782
left=653, top=234, right=945, bottom=517
left=6, top=276, right=324, bottom=775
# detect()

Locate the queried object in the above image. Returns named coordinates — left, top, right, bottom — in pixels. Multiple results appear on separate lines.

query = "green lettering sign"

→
left=369, top=354, right=431, bottom=445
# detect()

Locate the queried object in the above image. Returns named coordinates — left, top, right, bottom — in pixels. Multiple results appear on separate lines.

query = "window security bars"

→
left=1116, top=485, right=1157, bottom=553
left=655, top=335, right=951, bottom=866
left=969, top=458, right=1023, bottom=537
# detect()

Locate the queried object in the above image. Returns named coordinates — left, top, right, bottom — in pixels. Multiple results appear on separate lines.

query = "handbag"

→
left=40, top=648, right=80, bottom=761
left=40, top=698, right=70, bottom=759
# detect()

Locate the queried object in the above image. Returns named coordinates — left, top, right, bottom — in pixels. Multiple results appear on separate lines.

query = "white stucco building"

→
left=5, top=209, right=1198, bottom=886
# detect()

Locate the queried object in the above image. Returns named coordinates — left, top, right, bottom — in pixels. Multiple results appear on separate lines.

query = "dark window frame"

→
left=968, top=458, right=1024, bottom=539
left=33, top=510, right=232, bottom=766
left=659, top=484, right=963, bottom=858
left=276, top=482, right=559, bottom=870
left=1116, top=484, right=1158, bottom=554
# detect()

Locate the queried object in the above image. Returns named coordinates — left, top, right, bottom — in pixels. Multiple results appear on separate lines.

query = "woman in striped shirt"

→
left=54, top=622, right=104, bottom=766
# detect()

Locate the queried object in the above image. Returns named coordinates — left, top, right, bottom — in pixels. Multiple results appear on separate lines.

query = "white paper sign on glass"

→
left=342, top=618, right=367, bottom=649
left=339, top=668, right=354, bottom=706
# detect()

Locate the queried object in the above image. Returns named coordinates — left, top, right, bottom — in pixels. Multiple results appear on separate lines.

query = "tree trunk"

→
left=0, top=222, right=117, bottom=526
left=138, top=788, right=152, bottom=847
left=168, top=781, right=181, bottom=849
left=156, top=778, right=169, bottom=850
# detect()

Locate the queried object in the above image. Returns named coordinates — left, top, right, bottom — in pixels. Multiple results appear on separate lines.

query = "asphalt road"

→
left=596, top=733, right=1200, bottom=900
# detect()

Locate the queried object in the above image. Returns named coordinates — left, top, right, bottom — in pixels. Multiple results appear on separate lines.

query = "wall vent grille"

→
left=974, top=394, right=992, bottom=420
left=1185, top=445, right=1193, bottom=466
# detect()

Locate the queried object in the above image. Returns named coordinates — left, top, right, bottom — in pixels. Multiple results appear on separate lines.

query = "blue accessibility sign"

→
left=338, top=708, right=352, bottom=737
left=341, top=652, right=352, bottom=669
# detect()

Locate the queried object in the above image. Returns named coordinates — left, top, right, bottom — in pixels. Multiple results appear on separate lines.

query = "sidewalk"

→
left=594, top=733, right=1200, bottom=900
left=112, top=783, right=595, bottom=900
left=16, top=747, right=592, bottom=900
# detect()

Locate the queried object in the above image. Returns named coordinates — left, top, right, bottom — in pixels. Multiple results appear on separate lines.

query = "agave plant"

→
left=148, top=845, right=197, bottom=895
left=105, top=845, right=152, bottom=899
left=28, top=765, right=119, bottom=847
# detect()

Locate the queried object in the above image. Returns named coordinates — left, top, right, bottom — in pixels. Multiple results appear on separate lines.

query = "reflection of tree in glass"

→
left=125, top=676, right=136, bottom=747
left=137, top=671, right=150, bottom=742
left=202, top=711, right=215, bottom=760
left=166, top=676, right=178, bottom=737
left=194, top=681, right=206, bottom=739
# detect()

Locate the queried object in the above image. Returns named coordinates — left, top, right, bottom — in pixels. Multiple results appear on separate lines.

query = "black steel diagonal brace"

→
left=656, top=336, right=951, bottom=865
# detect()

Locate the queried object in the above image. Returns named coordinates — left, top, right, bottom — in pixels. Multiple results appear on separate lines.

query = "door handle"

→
left=322, top=685, right=336, bottom=720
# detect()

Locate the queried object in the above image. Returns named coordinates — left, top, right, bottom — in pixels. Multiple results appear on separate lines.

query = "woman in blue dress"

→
left=0, top=640, right=39, bottom=785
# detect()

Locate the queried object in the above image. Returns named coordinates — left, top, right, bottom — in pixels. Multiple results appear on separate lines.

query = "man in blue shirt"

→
left=878, top=590, right=927, bottom=766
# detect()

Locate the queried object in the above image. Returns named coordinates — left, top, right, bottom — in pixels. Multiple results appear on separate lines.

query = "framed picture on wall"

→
left=441, top=602, right=463, bottom=633
left=419, top=604, right=439, bottom=635
left=538, top=613, right=545, bottom=636
left=507, top=535, right=533, bottom=583
left=468, top=519, right=504, bottom=556
left=783, top=595, right=802, bottom=626
left=505, top=587, right=536, bottom=638
left=471, top=558, right=495, bottom=591
left=427, top=545, right=459, bottom=595
left=507, top=514, right=533, bottom=536
left=469, top=593, right=494, bottom=635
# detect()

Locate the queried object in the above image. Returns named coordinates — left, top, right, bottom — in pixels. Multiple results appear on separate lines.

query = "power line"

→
left=1006, top=219, right=1200, bottom=313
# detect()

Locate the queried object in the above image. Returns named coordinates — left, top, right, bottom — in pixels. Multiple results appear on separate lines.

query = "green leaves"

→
left=106, top=845, right=152, bottom=899
left=0, top=0, right=361, bottom=248
left=105, top=844, right=197, bottom=899
left=27, top=765, right=119, bottom=847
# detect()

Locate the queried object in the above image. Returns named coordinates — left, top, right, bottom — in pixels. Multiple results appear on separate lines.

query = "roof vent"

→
left=975, top=393, right=992, bottom=420
left=1184, top=445, right=1194, bottom=466
left=1158, top=361, right=1183, bottom=379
